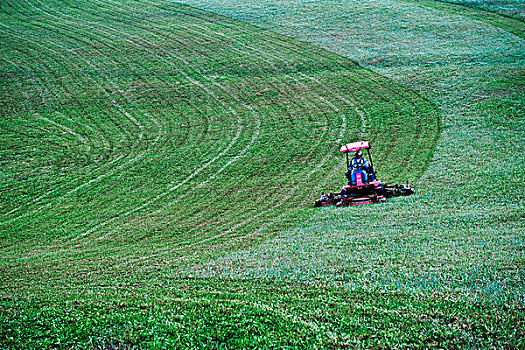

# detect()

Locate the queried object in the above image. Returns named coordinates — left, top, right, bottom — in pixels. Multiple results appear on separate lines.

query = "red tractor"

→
left=314, top=141, right=414, bottom=207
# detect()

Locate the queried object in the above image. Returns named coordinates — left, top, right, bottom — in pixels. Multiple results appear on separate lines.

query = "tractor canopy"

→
left=340, top=141, right=370, bottom=153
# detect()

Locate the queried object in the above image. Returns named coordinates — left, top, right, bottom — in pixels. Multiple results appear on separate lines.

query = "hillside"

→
left=1, top=0, right=523, bottom=348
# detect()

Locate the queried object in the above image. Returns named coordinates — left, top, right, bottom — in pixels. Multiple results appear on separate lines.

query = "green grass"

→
left=2, top=280, right=524, bottom=349
left=434, top=0, right=525, bottom=21
left=409, top=0, right=525, bottom=38
left=1, top=0, right=524, bottom=348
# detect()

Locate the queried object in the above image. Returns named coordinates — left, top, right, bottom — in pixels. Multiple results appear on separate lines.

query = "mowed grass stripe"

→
left=15, top=0, right=254, bottom=202
left=0, top=32, right=124, bottom=176
left=111, top=84, right=348, bottom=270
left=6, top=0, right=424, bottom=262
left=61, top=0, right=356, bottom=266
left=93, top=0, right=434, bottom=246
left=12, top=0, right=224, bottom=185
left=1, top=0, right=312, bottom=270
left=0, top=38, right=139, bottom=213
left=1, top=0, right=320, bottom=258
left=216, top=21, right=439, bottom=181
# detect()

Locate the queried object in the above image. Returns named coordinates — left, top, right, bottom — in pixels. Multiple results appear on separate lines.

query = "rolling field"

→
left=1, top=0, right=524, bottom=348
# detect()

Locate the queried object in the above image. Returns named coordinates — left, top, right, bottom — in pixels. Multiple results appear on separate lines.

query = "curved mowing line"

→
left=247, top=30, right=433, bottom=163
left=78, top=0, right=408, bottom=270
left=97, top=112, right=262, bottom=241
left=193, top=12, right=436, bottom=158
left=183, top=21, right=368, bottom=135
left=0, top=24, right=162, bottom=225
left=12, top=72, right=93, bottom=156
left=5, top=0, right=160, bottom=166
left=88, top=0, right=358, bottom=254
left=104, top=0, right=362, bottom=215
left=0, top=11, right=155, bottom=216
left=219, top=111, right=346, bottom=237
left=2, top=1, right=237, bottom=224
left=154, top=26, right=358, bottom=240
left=0, top=57, right=110, bottom=183
left=0, top=33, right=134, bottom=212
left=32, top=115, right=91, bottom=153
left=15, top=1, right=154, bottom=142
left=17, top=0, right=259, bottom=241
left=183, top=13, right=436, bottom=183
left=112, top=88, right=346, bottom=271
left=49, top=13, right=258, bottom=241
left=73, top=110, right=246, bottom=241
left=1, top=1, right=438, bottom=262
left=104, top=75, right=337, bottom=256
left=64, top=0, right=355, bottom=267
left=0, top=58, right=101, bottom=165
left=184, top=21, right=368, bottom=135
left=2, top=9, right=147, bottom=147
left=109, top=26, right=437, bottom=272
left=36, top=0, right=247, bottom=155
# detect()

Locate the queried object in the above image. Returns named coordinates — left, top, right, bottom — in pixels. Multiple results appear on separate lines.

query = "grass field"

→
left=1, top=0, right=524, bottom=348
